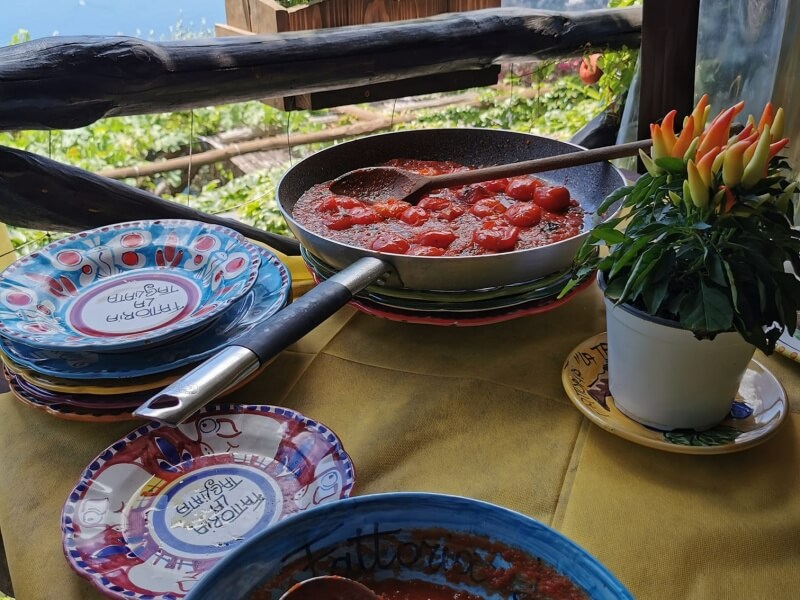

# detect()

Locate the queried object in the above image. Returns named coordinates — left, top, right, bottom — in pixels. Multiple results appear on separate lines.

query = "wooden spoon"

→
left=278, top=576, right=378, bottom=600
left=329, top=138, right=651, bottom=204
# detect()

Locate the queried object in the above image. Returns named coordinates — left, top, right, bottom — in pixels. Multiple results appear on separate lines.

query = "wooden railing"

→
left=0, top=8, right=642, bottom=130
left=0, top=5, right=686, bottom=255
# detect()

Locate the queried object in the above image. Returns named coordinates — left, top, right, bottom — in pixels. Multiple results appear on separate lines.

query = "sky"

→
left=3, top=0, right=609, bottom=43
left=3, top=0, right=226, bottom=42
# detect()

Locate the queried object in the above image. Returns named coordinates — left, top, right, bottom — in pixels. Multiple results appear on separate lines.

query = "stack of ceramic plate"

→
left=300, top=247, right=594, bottom=326
left=0, top=220, right=291, bottom=421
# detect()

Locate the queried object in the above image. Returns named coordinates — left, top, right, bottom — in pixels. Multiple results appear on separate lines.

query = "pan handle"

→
left=133, top=257, right=391, bottom=426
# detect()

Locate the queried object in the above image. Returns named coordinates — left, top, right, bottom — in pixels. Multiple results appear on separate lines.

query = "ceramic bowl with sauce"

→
left=186, top=492, right=632, bottom=600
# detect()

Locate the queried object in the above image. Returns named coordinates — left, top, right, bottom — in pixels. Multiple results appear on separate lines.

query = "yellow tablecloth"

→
left=0, top=254, right=798, bottom=599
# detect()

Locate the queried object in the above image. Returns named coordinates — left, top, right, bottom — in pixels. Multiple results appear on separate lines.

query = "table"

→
left=0, top=255, right=798, bottom=600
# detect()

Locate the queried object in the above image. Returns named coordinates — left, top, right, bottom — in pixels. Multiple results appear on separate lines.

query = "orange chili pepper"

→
left=696, top=146, right=722, bottom=188
left=660, top=110, right=678, bottom=152
left=757, top=102, right=774, bottom=133
left=671, top=115, right=695, bottom=158
left=769, top=138, right=790, bottom=160
left=697, top=106, right=737, bottom=157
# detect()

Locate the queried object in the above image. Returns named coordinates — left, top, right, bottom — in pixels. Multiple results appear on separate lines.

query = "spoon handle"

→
left=419, top=138, right=652, bottom=192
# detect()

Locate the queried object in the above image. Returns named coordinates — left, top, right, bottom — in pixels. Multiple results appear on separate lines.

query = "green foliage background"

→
left=1, top=0, right=640, bottom=256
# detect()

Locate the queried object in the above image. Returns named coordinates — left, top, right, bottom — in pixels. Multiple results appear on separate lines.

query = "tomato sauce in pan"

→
left=292, top=159, right=585, bottom=257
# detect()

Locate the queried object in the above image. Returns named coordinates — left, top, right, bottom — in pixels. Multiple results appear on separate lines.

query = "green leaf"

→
left=608, top=235, right=655, bottom=278
left=589, top=226, right=626, bottom=244
left=620, top=245, right=663, bottom=302
left=603, top=274, right=627, bottom=300
left=705, top=251, right=727, bottom=287
left=598, top=185, right=634, bottom=214
left=722, top=260, right=739, bottom=312
left=654, top=157, right=687, bottom=173
left=678, top=281, right=734, bottom=335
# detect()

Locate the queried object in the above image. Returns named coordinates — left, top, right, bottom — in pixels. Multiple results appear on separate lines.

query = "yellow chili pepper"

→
left=668, top=190, right=682, bottom=206
left=687, top=159, right=710, bottom=207
left=683, top=137, right=700, bottom=162
left=638, top=148, right=662, bottom=176
left=772, top=107, right=784, bottom=140
left=650, top=124, right=670, bottom=160
left=741, top=125, right=772, bottom=189
left=722, top=139, right=751, bottom=187
left=682, top=179, right=693, bottom=210
left=690, top=94, right=710, bottom=132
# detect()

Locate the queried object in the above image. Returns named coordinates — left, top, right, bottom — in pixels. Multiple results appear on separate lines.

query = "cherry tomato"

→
left=373, top=199, right=411, bottom=219
left=318, top=196, right=364, bottom=212
left=472, top=221, right=520, bottom=252
left=417, top=196, right=451, bottom=211
left=481, top=178, right=510, bottom=193
left=370, top=233, right=410, bottom=254
left=400, top=206, right=429, bottom=226
left=534, top=186, right=571, bottom=213
left=436, top=204, right=465, bottom=221
left=407, top=245, right=446, bottom=256
left=464, top=186, right=493, bottom=204
left=348, top=207, right=381, bottom=225
left=415, top=230, right=456, bottom=249
left=504, top=203, right=542, bottom=227
left=580, top=53, right=603, bottom=85
left=505, top=177, right=541, bottom=201
left=323, top=214, right=353, bottom=230
left=470, top=198, right=506, bottom=218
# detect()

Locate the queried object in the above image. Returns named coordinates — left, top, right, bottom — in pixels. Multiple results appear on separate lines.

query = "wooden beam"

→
left=285, top=66, right=500, bottom=111
left=637, top=0, right=699, bottom=141
left=0, top=7, right=641, bottom=130
left=97, top=114, right=417, bottom=179
left=98, top=88, right=498, bottom=179
left=0, top=145, right=301, bottom=255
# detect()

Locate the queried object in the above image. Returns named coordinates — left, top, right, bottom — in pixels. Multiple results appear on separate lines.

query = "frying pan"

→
left=279, top=128, right=625, bottom=290
left=134, top=128, right=626, bottom=425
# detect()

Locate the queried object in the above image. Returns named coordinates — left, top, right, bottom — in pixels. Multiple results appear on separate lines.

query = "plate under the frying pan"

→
left=307, top=269, right=595, bottom=326
left=277, top=128, right=625, bottom=291
left=301, top=246, right=587, bottom=313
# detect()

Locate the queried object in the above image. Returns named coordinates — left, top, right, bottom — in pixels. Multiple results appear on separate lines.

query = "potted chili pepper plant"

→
left=564, top=96, right=800, bottom=430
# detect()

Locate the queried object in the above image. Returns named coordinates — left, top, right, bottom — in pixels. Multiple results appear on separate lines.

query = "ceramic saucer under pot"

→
left=562, top=333, right=789, bottom=454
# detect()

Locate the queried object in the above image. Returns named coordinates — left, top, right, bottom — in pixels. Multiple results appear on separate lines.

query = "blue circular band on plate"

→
left=149, top=465, right=280, bottom=556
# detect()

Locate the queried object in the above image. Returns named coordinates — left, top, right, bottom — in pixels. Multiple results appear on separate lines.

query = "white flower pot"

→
left=603, top=296, right=756, bottom=431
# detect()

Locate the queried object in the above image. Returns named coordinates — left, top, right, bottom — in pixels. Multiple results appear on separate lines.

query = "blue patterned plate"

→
left=61, top=404, right=355, bottom=599
left=0, top=244, right=290, bottom=379
left=0, top=220, right=261, bottom=350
